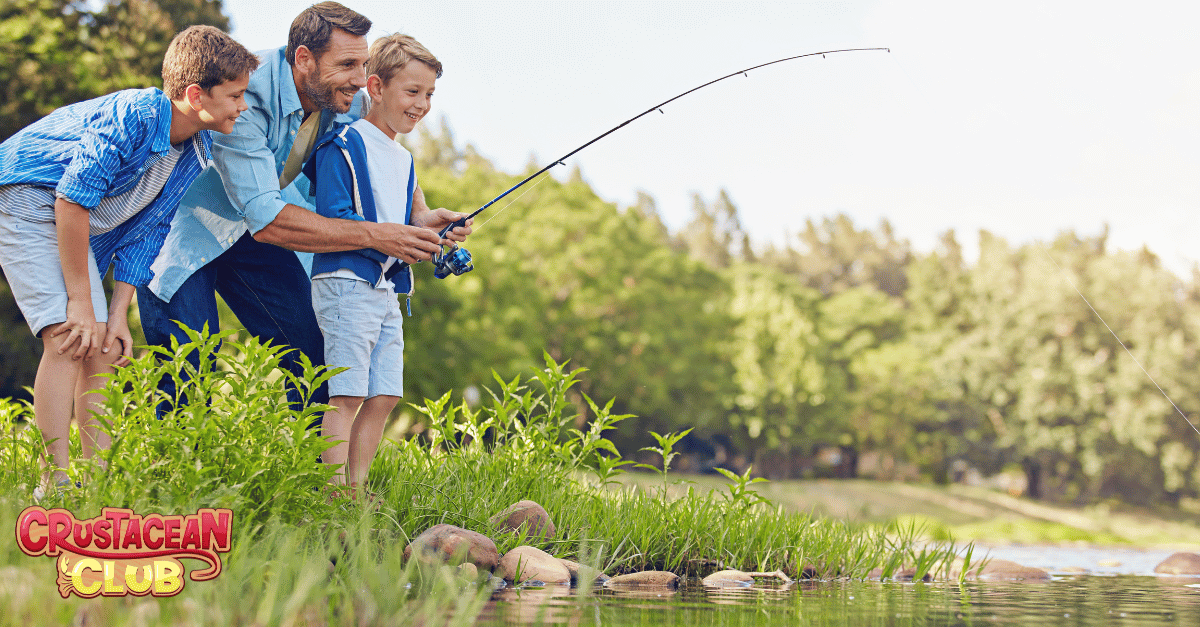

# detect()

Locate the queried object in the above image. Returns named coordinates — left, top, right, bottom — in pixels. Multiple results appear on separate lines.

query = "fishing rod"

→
left=426, top=46, right=891, bottom=279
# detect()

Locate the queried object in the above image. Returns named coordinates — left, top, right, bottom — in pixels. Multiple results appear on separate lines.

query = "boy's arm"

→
left=53, top=198, right=100, bottom=360
left=102, top=281, right=135, bottom=365
left=409, top=183, right=474, bottom=239
left=58, top=95, right=150, bottom=209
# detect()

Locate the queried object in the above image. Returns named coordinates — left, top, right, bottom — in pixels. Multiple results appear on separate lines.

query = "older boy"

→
left=302, top=34, right=448, bottom=491
left=0, top=25, right=258, bottom=493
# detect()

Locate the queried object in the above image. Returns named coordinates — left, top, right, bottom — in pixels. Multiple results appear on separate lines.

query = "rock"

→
left=866, top=567, right=932, bottom=582
left=964, top=559, right=1050, bottom=581
left=558, top=558, right=610, bottom=585
left=457, top=562, right=479, bottom=581
left=702, top=569, right=753, bottom=587
left=604, top=571, right=680, bottom=589
left=1154, top=552, right=1200, bottom=575
left=403, top=524, right=499, bottom=572
left=489, top=500, right=556, bottom=539
left=498, top=546, right=571, bottom=584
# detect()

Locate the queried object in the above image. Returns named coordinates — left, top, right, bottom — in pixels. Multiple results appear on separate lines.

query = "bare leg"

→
left=75, top=322, right=118, bottom=464
left=322, top=395, right=364, bottom=485
left=35, top=323, right=84, bottom=485
left=347, top=394, right=399, bottom=488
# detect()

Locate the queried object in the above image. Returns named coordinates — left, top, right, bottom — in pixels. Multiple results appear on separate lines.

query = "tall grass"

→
left=0, top=330, right=962, bottom=625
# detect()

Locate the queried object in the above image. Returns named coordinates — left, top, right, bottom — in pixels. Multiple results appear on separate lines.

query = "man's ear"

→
left=295, top=44, right=316, bottom=74
left=184, top=84, right=204, bottom=111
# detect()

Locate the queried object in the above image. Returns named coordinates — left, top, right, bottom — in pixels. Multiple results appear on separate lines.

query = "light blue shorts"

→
left=311, top=276, right=404, bottom=399
left=0, top=210, right=108, bottom=337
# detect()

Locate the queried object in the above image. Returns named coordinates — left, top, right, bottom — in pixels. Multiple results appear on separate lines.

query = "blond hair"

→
left=367, top=33, right=442, bottom=85
left=161, top=25, right=259, bottom=99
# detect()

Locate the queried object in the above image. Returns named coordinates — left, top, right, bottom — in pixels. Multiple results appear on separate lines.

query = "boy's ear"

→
left=184, top=84, right=205, bottom=111
left=366, top=74, right=383, bottom=101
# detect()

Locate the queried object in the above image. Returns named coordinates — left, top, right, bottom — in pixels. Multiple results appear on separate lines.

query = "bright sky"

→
left=226, top=1, right=1200, bottom=275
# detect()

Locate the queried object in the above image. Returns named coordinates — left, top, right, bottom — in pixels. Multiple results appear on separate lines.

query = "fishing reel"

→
left=433, top=244, right=473, bottom=279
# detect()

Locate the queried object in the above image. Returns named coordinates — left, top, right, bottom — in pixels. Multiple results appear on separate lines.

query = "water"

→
left=475, top=546, right=1200, bottom=626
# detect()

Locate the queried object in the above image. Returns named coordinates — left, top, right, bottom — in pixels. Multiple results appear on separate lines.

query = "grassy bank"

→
left=0, top=331, right=965, bottom=626
left=617, top=474, right=1200, bottom=550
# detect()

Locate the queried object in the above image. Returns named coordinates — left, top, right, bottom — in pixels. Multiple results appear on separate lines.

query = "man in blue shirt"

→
left=138, top=2, right=471, bottom=411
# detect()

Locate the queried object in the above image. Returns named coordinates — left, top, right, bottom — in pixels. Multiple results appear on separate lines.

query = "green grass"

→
left=0, top=330, right=964, bottom=626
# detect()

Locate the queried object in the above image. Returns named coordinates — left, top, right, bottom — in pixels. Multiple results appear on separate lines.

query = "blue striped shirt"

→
left=0, top=88, right=212, bottom=286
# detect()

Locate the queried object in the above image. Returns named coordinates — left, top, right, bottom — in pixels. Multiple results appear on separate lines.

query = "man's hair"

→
left=286, top=2, right=372, bottom=66
left=367, top=33, right=443, bottom=84
left=162, top=25, right=259, bottom=99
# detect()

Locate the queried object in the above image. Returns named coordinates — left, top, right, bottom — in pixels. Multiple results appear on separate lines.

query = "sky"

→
left=224, top=0, right=1200, bottom=275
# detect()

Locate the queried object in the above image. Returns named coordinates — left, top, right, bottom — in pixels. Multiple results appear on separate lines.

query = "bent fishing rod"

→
left=421, top=46, right=890, bottom=279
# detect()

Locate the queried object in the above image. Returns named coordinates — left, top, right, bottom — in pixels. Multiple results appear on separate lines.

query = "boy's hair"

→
left=286, top=2, right=372, bottom=66
left=367, top=34, right=443, bottom=85
left=162, top=25, right=259, bottom=99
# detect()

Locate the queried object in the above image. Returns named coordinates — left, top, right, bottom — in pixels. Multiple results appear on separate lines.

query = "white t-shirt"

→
left=312, top=119, right=414, bottom=287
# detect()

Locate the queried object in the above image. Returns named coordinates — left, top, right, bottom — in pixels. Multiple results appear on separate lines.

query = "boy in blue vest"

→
left=0, top=26, right=259, bottom=495
left=302, top=34, right=466, bottom=495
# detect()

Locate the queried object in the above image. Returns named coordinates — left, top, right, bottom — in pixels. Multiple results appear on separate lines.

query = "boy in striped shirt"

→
left=0, top=26, right=258, bottom=496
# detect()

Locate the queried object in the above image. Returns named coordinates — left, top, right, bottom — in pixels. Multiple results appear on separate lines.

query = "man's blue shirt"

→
left=147, top=46, right=362, bottom=302
left=0, top=87, right=213, bottom=286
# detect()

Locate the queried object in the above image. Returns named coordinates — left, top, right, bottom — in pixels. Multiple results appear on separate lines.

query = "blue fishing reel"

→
left=433, top=244, right=473, bottom=279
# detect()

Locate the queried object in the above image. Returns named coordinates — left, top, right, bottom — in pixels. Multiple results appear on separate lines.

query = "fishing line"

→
left=473, top=170, right=552, bottom=232
left=1035, top=244, right=1200, bottom=437
left=422, top=47, right=890, bottom=278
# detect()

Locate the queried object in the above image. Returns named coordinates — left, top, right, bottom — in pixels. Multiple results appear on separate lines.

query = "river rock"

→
left=558, top=558, right=610, bottom=585
left=1154, top=552, right=1200, bottom=575
left=702, top=569, right=754, bottom=587
left=403, top=524, right=498, bottom=571
left=498, top=546, right=571, bottom=584
left=489, top=500, right=556, bottom=539
left=963, top=559, right=1050, bottom=581
left=604, top=571, right=680, bottom=589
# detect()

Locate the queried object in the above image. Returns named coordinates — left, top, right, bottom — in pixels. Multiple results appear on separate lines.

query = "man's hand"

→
left=366, top=222, right=444, bottom=264
left=412, top=207, right=474, bottom=245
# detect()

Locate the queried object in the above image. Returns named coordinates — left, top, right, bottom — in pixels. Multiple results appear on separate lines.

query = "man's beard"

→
left=302, top=74, right=350, bottom=114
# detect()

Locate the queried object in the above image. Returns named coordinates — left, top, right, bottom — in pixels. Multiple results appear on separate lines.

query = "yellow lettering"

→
left=102, top=560, right=125, bottom=594
left=125, top=563, right=153, bottom=594
left=71, top=558, right=102, bottom=596
left=153, top=560, right=182, bottom=596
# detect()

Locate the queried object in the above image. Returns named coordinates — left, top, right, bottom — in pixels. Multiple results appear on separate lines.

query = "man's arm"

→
left=254, top=181, right=472, bottom=261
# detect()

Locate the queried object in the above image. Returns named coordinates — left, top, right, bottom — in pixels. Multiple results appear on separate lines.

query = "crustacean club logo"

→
left=15, top=507, right=233, bottom=598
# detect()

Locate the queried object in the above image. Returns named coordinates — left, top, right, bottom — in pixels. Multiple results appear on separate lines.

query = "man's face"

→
left=299, top=28, right=369, bottom=113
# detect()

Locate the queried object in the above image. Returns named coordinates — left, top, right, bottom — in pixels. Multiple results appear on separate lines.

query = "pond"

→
left=474, top=546, right=1200, bottom=626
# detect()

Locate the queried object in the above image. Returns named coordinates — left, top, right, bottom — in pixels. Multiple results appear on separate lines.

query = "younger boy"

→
left=0, top=25, right=259, bottom=495
left=302, top=34, right=461, bottom=493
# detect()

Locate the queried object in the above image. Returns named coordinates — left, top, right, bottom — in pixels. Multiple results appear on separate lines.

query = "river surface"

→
left=474, top=545, right=1200, bottom=626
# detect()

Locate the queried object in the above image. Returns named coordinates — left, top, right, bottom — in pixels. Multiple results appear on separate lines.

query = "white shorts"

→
left=0, top=210, right=108, bottom=337
left=311, top=276, right=404, bottom=399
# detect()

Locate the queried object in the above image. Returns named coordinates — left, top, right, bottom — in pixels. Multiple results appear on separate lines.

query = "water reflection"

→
left=475, top=576, right=1200, bottom=626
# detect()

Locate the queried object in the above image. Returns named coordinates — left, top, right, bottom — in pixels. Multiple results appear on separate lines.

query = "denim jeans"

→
left=137, top=232, right=328, bottom=417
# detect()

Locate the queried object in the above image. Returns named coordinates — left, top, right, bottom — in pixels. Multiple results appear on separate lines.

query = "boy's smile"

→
left=365, top=62, right=437, bottom=138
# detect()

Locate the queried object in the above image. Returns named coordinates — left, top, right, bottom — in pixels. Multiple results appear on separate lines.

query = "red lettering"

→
left=47, top=511, right=72, bottom=555
left=72, top=521, right=93, bottom=548
left=122, top=516, right=142, bottom=549
left=180, top=517, right=200, bottom=550
left=200, top=510, right=232, bottom=551
left=106, top=509, right=130, bottom=545
left=163, top=518, right=180, bottom=550
left=17, top=507, right=47, bottom=554
left=93, top=520, right=112, bottom=549
left=143, top=517, right=164, bottom=550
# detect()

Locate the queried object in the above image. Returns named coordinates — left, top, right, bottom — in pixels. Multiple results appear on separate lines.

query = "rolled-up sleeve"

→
left=210, top=103, right=289, bottom=234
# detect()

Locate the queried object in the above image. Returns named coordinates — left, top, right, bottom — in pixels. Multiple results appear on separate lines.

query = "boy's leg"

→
left=214, top=232, right=328, bottom=410
left=322, top=395, right=365, bottom=485
left=347, top=394, right=400, bottom=487
left=75, top=322, right=122, bottom=463
left=35, top=325, right=85, bottom=484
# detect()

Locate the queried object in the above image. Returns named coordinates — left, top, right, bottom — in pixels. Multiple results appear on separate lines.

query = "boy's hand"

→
left=102, top=317, right=134, bottom=367
left=51, top=300, right=98, bottom=360
left=413, top=208, right=473, bottom=245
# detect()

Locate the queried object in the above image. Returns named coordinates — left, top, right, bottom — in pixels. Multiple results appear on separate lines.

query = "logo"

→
left=16, top=507, right=233, bottom=598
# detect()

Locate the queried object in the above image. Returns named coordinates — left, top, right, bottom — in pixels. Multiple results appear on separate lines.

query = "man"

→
left=138, top=2, right=471, bottom=409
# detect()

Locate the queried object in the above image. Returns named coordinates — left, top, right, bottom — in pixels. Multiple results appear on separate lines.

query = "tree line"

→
left=2, top=1, right=1198, bottom=508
